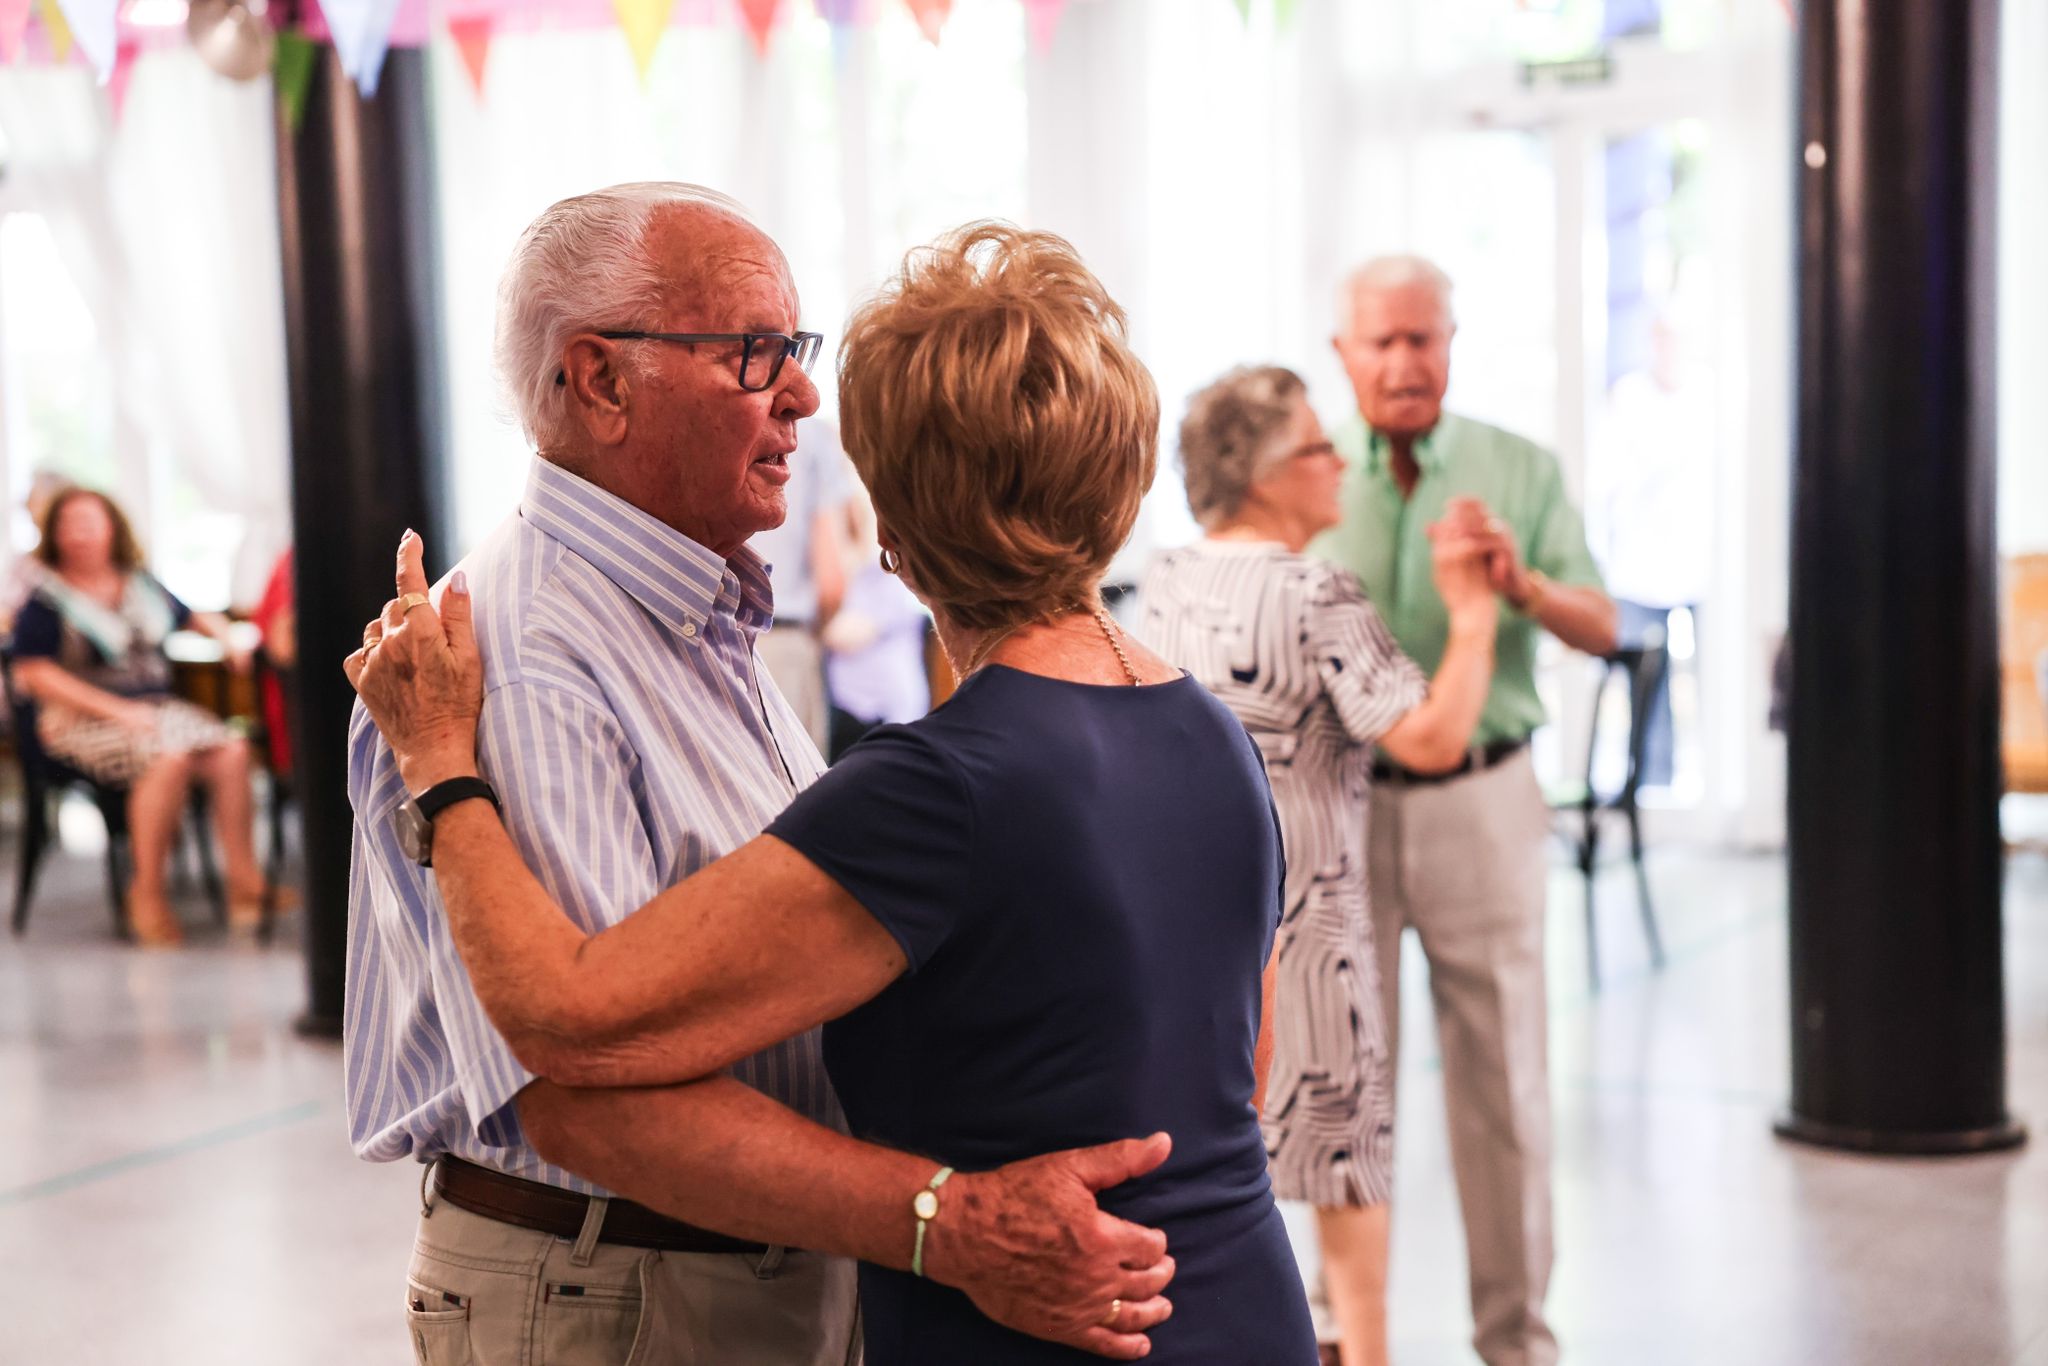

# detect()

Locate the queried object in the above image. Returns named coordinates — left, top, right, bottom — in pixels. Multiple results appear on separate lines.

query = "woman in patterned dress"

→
left=1140, top=366, right=1497, bottom=1366
left=8, top=488, right=272, bottom=945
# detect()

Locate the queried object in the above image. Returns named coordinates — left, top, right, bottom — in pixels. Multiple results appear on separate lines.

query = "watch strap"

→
left=415, top=776, right=500, bottom=823
left=910, top=1166, right=954, bottom=1279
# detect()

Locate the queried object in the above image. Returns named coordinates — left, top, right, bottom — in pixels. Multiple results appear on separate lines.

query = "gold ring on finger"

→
left=398, top=592, right=431, bottom=614
left=1101, top=1298, right=1121, bottom=1328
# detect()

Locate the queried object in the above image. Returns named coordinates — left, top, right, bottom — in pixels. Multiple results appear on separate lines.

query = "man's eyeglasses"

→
left=555, top=330, right=825, bottom=393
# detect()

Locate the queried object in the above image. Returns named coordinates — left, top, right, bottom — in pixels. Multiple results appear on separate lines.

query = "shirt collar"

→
left=519, top=459, right=776, bottom=637
left=1363, top=417, right=1449, bottom=480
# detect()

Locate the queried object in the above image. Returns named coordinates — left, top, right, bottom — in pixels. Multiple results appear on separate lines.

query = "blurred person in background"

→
left=7, top=487, right=271, bottom=944
left=751, top=417, right=856, bottom=753
left=248, top=547, right=296, bottom=780
left=0, top=469, right=76, bottom=633
left=823, top=486, right=931, bottom=759
left=1142, top=364, right=1497, bottom=1366
left=1319, top=256, right=1615, bottom=1366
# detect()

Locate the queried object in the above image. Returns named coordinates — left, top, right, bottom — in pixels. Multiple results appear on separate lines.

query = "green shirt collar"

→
left=1363, top=420, right=1449, bottom=479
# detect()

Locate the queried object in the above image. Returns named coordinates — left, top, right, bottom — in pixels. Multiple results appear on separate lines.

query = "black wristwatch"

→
left=396, top=776, right=501, bottom=868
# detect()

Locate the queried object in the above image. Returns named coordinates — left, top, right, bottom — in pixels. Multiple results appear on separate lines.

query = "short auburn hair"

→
left=36, top=487, right=145, bottom=574
left=837, top=222, right=1159, bottom=633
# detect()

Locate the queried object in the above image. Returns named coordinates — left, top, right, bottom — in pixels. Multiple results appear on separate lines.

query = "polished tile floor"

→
left=2, top=813, right=2043, bottom=1365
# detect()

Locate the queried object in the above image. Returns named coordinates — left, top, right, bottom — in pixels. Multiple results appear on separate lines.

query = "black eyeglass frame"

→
left=553, top=330, right=825, bottom=392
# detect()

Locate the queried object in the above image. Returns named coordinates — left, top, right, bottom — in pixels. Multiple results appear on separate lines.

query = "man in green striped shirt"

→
left=1314, top=256, right=1615, bottom=1366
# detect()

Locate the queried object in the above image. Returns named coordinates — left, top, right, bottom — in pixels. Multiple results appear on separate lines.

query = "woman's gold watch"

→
left=910, top=1166, right=954, bottom=1279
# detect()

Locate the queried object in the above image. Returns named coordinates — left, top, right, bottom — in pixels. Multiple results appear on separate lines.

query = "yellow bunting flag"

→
left=612, top=0, right=673, bottom=82
left=34, top=0, right=70, bottom=62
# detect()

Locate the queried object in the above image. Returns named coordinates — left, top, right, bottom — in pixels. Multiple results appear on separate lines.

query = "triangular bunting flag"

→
left=814, top=0, right=863, bottom=22
left=1230, top=0, right=1251, bottom=22
left=34, top=0, right=72, bottom=64
left=1022, top=0, right=1063, bottom=54
left=903, top=0, right=947, bottom=44
left=51, top=0, right=114, bottom=76
left=1275, top=0, right=1299, bottom=29
left=612, top=0, right=673, bottom=82
left=107, top=37, right=137, bottom=115
left=0, top=0, right=33, bottom=63
left=274, top=29, right=318, bottom=134
left=323, top=0, right=403, bottom=96
left=447, top=11, right=492, bottom=96
left=737, top=0, right=779, bottom=56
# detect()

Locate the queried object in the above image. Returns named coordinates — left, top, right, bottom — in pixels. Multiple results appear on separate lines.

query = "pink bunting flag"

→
left=737, top=0, right=779, bottom=55
left=902, top=0, right=947, bottom=44
left=0, top=0, right=32, bottom=62
left=447, top=10, right=492, bottom=95
left=107, top=37, right=136, bottom=117
left=1022, top=0, right=1062, bottom=54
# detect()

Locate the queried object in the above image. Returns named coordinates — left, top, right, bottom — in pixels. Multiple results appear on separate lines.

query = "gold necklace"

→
left=956, top=608, right=1142, bottom=686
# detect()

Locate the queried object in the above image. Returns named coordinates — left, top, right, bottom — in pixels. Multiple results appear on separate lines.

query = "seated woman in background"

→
left=349, top=224, right=1320, bottom=1364
left=1139, top=366, right=1498, bottom=1366
left=8, top=487, right=272, bottom=945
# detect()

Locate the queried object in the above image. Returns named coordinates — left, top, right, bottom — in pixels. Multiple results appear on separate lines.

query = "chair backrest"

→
left=1579, top=631, right=1671, bottom=804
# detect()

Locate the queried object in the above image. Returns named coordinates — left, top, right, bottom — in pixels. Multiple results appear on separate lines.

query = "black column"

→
left=274, top=47, right=449, bottom=1036
left=1780, top=0, right=2024, bottom=1153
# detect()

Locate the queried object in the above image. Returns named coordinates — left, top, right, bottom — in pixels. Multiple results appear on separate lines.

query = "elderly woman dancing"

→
left=349, top=225, right=1319, bottom=1365
left=1141, top=366, right=1498, bottom=1366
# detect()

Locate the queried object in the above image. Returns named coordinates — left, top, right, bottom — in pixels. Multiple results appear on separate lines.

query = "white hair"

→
left=1339, top=254, right=1456, bottom=332
left=494, top=182, right=758, bottom=447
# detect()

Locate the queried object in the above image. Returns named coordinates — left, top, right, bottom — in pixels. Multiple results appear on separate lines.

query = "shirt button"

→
left=681, top=622, right=698, bottom=639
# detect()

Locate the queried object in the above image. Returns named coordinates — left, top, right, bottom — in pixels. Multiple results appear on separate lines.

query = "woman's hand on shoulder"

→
left=344, top=531, right=485, bottom=794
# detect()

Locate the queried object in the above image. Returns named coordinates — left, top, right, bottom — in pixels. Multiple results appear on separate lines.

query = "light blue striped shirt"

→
left=344, top=458, right=843, bottom=1193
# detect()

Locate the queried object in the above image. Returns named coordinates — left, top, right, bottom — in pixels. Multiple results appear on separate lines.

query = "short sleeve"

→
left=1524, top=455, right=1606, bottom=592
left=1308, top=567, right=1430, bottom=745
left=9, top=595, right=61, bottom=660
left=766, top=725, right=977, bottom=972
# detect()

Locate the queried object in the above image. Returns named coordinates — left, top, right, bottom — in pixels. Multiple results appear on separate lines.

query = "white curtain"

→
left=0, top=51, right=291, bottom=606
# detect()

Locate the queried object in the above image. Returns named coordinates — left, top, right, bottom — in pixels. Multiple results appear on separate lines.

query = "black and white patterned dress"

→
left=1139, top=540, right=1427, bottom=1207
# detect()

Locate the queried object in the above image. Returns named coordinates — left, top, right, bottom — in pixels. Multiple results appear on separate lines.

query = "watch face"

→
left=396, top=799, right=432, bottom=866
left=913, top=1190, right=939, bottom=1221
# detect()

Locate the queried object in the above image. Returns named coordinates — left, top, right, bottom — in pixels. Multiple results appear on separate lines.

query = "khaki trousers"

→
left=404, top=1191, right=861, bottom=1366
left=1368, top=748, right=1557, bottom=1366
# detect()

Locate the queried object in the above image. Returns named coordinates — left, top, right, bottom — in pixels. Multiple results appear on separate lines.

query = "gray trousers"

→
left=404, top=1190, right=861, bottom=1365
left=1369, top=748, right=1557, bottom=1366
left=758, top=626, right=831, bottom=757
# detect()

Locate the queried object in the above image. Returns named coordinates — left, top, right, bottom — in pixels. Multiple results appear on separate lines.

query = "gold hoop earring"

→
left=879, top=547, right=901, bottom=575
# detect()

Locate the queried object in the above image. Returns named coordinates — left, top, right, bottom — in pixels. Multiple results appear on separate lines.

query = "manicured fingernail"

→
left=451, top=570, right=468, bottom=594
left=402, top=528, right=417, bottom=541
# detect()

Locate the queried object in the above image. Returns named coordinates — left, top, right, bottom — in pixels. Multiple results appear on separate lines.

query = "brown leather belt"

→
left=431, top=1156, right=772, bottom=1256
left=1372, top=736, right=1529, bottom=788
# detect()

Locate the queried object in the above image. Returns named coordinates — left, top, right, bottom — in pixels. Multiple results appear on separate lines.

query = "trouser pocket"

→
left=405, top=1278, right=474, bottom=1366
left=538, top=1265, right=650, bottom=1364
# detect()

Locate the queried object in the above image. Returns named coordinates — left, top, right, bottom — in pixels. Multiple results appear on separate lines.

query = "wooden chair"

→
left=2001, top=553, right=2048, bottom=798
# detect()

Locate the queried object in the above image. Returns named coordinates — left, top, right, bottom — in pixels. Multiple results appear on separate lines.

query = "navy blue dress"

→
left=767, top=664, right=1318, bottom=1365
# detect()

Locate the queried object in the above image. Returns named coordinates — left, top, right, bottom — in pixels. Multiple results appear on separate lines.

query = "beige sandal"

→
left=128, top=892, right=184, bottom=947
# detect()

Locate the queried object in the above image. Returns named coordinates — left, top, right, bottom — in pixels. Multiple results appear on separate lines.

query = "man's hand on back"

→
left=922, top=1133, right=1178, bottom=1361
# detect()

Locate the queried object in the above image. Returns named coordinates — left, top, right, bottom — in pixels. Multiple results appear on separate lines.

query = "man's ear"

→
left=561, top=336, right=631, bottom=445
